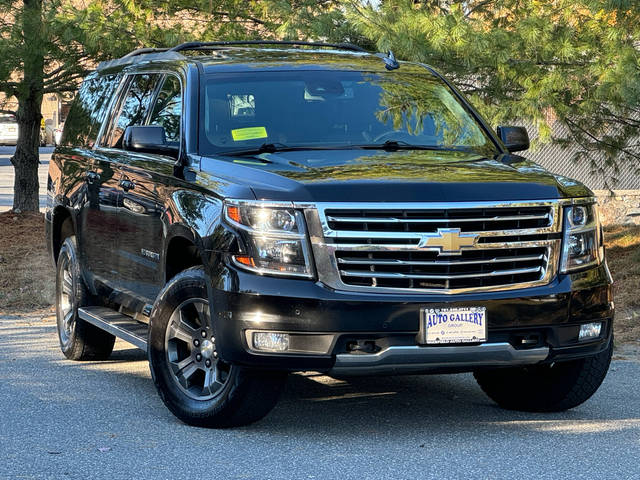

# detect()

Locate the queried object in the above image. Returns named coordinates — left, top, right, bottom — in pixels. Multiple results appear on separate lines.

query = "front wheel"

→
left=474, top=340, right=612, bottom=412
left=148, top=267, right=286, bottom=428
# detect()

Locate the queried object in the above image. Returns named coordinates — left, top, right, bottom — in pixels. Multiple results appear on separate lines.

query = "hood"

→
left=199, top=149, right=592, bottom=202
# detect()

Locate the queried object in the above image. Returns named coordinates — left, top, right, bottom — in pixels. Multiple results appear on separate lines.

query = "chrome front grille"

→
left=325, top=205, right=553, bottom=233
left=304, top=201, right=563, bottom=294
left=335, top=247, right=548, bottom=290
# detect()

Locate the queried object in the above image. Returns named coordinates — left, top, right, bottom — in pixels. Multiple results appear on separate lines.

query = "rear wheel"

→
left=55, top=236, right=115, bottom=360
left=474, top=340, right=612, bottom=412
left=148, top=267, right=286, bottom=428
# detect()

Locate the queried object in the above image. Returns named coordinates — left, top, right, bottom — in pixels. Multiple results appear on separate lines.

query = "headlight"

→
left=224, top=201, right=314, bottom=278
left=560, top=203, right=604, bottom=273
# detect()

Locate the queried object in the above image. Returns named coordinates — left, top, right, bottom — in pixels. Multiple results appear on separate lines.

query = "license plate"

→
left=420, top=307, right=487, bottom=344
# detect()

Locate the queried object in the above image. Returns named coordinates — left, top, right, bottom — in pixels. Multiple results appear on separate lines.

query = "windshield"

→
left=199, top=70, right=499, bottom=156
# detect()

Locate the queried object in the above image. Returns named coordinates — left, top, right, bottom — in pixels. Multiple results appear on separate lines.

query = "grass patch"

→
left=0, top=213, right=638, bottom=344
left=0, top=212, right=55, bottom=314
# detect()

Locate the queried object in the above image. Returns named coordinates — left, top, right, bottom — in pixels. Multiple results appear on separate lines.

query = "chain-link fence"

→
left=521, top=121, right=640, bottom=190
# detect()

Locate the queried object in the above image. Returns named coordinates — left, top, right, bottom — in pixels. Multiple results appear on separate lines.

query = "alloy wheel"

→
left=165, top=298, right=231, bottom=400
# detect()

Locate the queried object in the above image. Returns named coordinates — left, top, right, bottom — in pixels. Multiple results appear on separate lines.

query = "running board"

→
left=78, top=307, right=148, bottom=351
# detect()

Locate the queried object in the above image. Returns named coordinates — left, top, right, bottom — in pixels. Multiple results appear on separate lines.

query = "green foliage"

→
left=345, top=0, right=640, bottom=176
left=2, top=0, right=639, bottom=202
left=0, top=0, right=369, bottom=107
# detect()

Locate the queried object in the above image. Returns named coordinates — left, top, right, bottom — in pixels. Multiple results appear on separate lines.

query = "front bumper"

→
left=209, top=261, right=614, bottom=375
left=330, top=342, right=550, bottom=376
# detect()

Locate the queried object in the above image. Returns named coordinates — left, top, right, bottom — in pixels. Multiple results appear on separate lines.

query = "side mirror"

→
left=123, top=125, right=179, bottom=158
left=497, top=126, right=530, bottom=152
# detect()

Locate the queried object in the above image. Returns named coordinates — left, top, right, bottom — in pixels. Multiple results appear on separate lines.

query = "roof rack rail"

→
left=121, top=47, right=168, bottom=59
left=97, top=49, right=185, bottom=71
left=167, top=40, right=368, bottom=53
left=96, top=41, right=372, bottom=72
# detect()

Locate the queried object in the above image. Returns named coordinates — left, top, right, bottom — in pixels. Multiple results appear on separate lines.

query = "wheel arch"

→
left=51, top=206, right=75, bottom=263
left=164, top=227, right=206, bottom=283
left=162, top=190, right=230, bottom=283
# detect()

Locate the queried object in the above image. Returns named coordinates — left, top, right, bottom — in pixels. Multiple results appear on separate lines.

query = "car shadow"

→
left=247, top=366, right=637, bottom=437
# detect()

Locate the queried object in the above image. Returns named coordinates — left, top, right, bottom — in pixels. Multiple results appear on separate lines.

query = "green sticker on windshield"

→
left=231, top=126, right=268, bottom=141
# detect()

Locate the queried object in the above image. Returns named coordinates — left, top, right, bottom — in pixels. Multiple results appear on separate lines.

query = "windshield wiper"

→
left=218, top=140, right=484, bottom=156
left=354, top=140, right=479, bottom=153
left=219, top=142, right=336, bottom=156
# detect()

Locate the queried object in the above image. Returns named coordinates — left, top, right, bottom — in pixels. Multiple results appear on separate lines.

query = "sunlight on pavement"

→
left=493, top=419, right=640, bottom=434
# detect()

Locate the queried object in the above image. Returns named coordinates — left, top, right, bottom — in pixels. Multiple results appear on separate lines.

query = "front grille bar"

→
left=327, top=214, right=550, bottom=224
left=337, top=253, right=545, bottom=267
left=327, top=239, right=555, bottom=252
left=339, top=266, right=542, bottom=280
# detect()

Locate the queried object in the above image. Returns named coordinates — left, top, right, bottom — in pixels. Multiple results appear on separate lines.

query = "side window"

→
left=62, top=74, right=119, bottom=148
left=104, top=74, right=160, bottom=148
left=149, top=75, right=182, bottom=144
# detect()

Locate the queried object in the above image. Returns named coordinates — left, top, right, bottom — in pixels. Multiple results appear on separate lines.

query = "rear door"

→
left=64, top=73, right=122, bottom=293
left=80, top=149, right=122, bottom=292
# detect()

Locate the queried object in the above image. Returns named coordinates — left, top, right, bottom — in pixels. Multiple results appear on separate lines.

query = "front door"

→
left=93, top=72, right=163, bottom=305
left=115, top=74, right=184, bottom=303
left=117, top=158, right=172, bottom=302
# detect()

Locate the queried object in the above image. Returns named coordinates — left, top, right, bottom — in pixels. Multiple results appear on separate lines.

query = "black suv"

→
left=45, top=41, right=614, bottom=427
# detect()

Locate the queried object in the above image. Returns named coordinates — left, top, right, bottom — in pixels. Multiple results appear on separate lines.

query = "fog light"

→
left=252, top=332, right=290, bottom=352
left=579, top=322, right=602, bottom=341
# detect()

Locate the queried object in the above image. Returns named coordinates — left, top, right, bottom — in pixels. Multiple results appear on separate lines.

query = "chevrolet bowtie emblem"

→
left=418, top=228, right=479, bottom=255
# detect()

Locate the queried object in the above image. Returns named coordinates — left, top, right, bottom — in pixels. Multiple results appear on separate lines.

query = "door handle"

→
left=119, top=179, right=135, bottom=191
left=86, top=171, right=100, bottom=184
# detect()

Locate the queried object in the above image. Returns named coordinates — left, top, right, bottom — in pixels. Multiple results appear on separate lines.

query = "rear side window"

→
left=62, top=74, right=119, bottom=148
left=103, top=74, right=161, bottom=148
left=149, top=75, right=182, bottom=144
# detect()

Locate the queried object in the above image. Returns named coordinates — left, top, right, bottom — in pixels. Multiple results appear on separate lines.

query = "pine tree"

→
left=0, top=0, right=351, bottom=211
left=346, top=0, right=640, bottom=177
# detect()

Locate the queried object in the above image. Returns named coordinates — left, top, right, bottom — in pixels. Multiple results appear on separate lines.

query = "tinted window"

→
left=200, top=71, right=497, bottom=156
left=62, top=74, right=119, bottom=148
left=149, top=75, right=182, bottom=144
left=104, top=74, right=160, bottom=148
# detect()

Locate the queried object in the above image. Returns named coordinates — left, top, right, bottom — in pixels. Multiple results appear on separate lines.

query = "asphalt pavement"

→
left=0, top=146, right=51, bottom=212
left=1, top=314, right=639, bottom=480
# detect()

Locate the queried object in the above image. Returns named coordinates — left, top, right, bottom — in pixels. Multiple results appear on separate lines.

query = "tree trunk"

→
left=10, top=0, right=44, bottom=212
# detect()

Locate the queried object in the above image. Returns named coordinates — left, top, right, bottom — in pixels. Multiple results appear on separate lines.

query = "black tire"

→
left=148, top=267, right=287, bottom=428
left=474, top=340, right=613, bottom=412
left=55, top=236, right=115, bottom=360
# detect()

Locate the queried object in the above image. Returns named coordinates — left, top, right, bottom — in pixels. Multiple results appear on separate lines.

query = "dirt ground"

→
left=603, top=225, right=640, bottom=343
left=0, top=212, right=54, bottom=314
left=0, top=212, right=638, bottom=345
